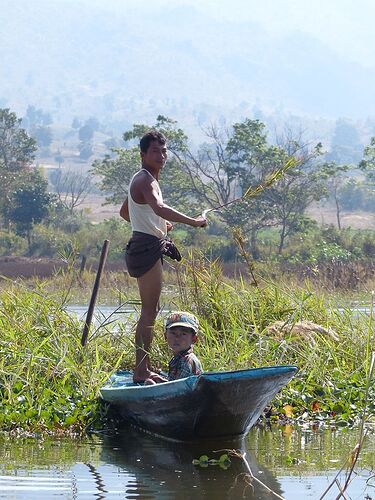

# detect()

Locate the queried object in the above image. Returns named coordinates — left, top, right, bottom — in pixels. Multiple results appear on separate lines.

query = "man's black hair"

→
left=140, top=130, right=167, bottom=153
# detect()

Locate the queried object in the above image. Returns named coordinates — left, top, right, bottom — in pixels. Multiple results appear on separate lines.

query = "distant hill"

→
left=1, top=0, right=375, bottom=129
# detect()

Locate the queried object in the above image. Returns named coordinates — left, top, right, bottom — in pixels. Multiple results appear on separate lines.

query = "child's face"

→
left=166, top=326, right=195, bottom=354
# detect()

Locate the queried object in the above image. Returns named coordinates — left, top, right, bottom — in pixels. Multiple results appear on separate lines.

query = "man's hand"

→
left=193, top=216, right=208, bottom=228
left=166, top=221, right=173, bottom=232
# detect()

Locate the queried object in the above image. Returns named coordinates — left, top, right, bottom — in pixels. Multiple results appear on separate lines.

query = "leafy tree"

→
left=79, top=124, right=94, bottom=142
left=326, top=119, right=363, bottom=164
left=268, top=157, right=325, bottom=253
left=78, top=141, right=93, bottom=160
left=0, top=108, right=37, bottom=228
left=223, top=122, right=324, bottom=255
left=93, top=116, right=324, bottom=258
left=23, top=105, right=52, bottom=129
left=92, top=147, right=139, bottom=204
left=8, top=169, right=51, bottom=250
left=321, top=162, right=350, bottom=229
left=32, top=126, right=53, bottom=147
left=339, top=179, right=375, bottom=212
left=359, top=136, right=375, bottom=186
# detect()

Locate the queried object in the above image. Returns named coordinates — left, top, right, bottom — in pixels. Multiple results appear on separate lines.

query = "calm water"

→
left=67, top=304, right=373, bottom=328
left=1, top=426, right=374, bottom=499
left=58, top=305, right=374, bottom=498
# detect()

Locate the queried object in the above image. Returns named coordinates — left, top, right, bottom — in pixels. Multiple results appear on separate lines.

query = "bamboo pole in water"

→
left=81, top=239, right=110, bottom=347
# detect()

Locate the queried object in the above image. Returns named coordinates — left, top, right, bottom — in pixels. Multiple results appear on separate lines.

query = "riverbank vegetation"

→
left=0, top=107, right=374, bottom=435
left=1, top=108, right=375, bottom=274
left=0, top=255, right=373, bottom=435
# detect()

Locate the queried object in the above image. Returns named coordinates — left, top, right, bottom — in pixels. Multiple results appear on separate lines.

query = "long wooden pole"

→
left=81, top=239, right=110, bottom=347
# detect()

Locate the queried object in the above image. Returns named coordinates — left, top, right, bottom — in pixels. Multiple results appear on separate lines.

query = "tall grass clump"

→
left=169, top=253, right=374, bottom=424
left=0, top=283, right=134, bottom=434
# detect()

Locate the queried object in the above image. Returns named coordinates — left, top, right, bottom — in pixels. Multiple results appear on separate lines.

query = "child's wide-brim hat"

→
left=165, top=312, right=199, bottom=333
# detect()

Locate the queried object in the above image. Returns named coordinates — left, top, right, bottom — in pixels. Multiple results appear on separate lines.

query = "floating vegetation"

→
left=0, top=254, right=374, bottom=434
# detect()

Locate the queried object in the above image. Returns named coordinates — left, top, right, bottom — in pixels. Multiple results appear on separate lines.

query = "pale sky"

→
left=86, top=0, right=375, bottom=69
left=191, top=0, right=375, bottom=69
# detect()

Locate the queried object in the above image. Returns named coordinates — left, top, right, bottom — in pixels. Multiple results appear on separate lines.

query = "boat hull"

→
left=100, top=366, right=297, bottom=440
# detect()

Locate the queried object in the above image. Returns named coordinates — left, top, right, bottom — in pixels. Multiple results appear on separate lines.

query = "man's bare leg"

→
left=133, top=259, right=163, bottom=382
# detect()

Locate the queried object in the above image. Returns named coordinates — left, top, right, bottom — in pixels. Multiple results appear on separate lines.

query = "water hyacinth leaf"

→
left=219, top=454, right=230, bottom=463
left=64, top=415, right=77, bottom=426
left=219, top=462, right=231, bottom=470
left=283, top=404, right=294, bottom=417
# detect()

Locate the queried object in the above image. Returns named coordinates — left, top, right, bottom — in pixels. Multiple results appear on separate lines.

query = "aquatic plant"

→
left=0, top=283, right=134, bottom=433
left=166, top=254, right=375, bottom=425
left=0, top=253, right=373, bottom=434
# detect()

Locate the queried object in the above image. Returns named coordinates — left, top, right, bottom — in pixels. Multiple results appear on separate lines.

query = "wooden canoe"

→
left=100, top=365, right=297, bottom=441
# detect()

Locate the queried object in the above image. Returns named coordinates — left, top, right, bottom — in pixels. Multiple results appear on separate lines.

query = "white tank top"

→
left=128, top=169, right=167, bottom=238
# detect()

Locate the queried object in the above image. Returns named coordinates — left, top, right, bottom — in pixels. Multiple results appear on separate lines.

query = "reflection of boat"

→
left=100, top=366, right=297, bottom=440
left=100, top=427, right=283, bottom=500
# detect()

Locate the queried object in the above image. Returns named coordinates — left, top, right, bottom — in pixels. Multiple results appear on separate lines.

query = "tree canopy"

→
left=0, top=108, right=37, bottom=228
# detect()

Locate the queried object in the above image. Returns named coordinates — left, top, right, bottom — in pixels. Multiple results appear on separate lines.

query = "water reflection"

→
left=0, top=426, right=374, bottom=499
left=0, top=427, right=282, bottom=499
left=100, top=426, right=282, bottom=499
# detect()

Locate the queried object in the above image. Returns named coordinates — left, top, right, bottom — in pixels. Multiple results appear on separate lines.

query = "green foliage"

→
left=27, top=224, right=72, bottom=257
left=91, top=147, right=140, bottom=204
left=282, top=226, right=375, bottom=264
left=0, top=257, right=374, bottom=433
left=0, top=108, right=37, bottom=227
left=73, top=217, right=131, bottom=262
left=339, top=179, right=375, bottom=212
left=0, top=284, right=133, bottom=432
left=0, top=230, right=28, bottom=255
left=359, top=136, right=375, bottom=186
left=32, top=126, right=53, bottom=147
left=170, top=255, right=374, bottom=424
left=123, top=115, right=188, bottom=154
left=192, top=454, right=231, bottom=469
left=327, top=119, right=363, bottom=164
left=8, top=168, right=51, bottom=250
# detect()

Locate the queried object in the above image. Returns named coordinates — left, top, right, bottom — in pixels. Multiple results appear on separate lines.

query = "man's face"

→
left=141, top=140, right=168, bottom=170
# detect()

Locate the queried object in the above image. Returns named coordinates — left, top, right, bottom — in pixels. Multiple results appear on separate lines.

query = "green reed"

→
left=165, top=254, right=374, bottom=425
left=0, top=283, right=135, bottom=433
left=0, top=253, right=373, bottom=435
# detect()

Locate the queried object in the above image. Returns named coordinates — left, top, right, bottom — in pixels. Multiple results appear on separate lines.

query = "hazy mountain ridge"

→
left=1, top=0, right=375, bottom=125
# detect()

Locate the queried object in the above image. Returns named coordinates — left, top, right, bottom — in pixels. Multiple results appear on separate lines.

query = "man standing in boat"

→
left=120, top=130, right=207, bottom=383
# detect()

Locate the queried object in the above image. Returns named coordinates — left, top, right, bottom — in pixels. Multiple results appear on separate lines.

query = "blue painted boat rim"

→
left=100, top=372, right=198, bottom=400
left=100, top=365, right=298, bottom=400
left=202, top=365, right=298, bottom=380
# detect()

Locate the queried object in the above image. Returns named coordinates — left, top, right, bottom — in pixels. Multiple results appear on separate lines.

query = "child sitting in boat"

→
left=144, top=311, right=202, bottom=384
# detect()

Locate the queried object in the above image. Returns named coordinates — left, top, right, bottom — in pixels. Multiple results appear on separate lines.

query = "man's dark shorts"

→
left=125, top=231, right=181, bottom=278
left=125, top=231, right=164, bottom=278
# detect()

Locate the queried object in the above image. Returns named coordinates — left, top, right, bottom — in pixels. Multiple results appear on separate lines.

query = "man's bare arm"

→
left=144, top=182, right=207, bottom=228
left=119, top=198, right=130, bottom=222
